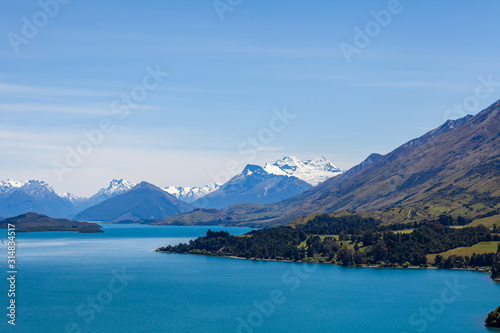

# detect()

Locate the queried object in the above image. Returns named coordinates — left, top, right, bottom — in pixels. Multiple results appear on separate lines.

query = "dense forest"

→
left=492, top=245, right=500, bottom=280
left=486, top=306, right=500, bottom=328
left=157, top=214, right=500, bottom=277
left=488, top=246, right=500, bottom=327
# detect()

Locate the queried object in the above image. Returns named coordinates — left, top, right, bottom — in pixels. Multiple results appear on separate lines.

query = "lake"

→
left=1, top=224, right=499, bottom=332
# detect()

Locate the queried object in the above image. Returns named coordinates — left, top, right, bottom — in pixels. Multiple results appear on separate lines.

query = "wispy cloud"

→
left=0, top=82, right=115, bottom=97
left=0, top=129, right=67, bottom=151
left=0, top=83, right=48, bottom=94
left=46, top=30, right=342, bottom=60
left=358, top=80, right=463, bottom=89
left=0, top=103, right=161, bottom=115
left=255, top=146, right=284, bottom=152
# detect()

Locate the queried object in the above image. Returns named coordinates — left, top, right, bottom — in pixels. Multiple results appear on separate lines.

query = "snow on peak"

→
left=0, top=179, right=55, bottom=194
left=106, top=179, right=136, bottom=193
left=163, top=183, right=222, bottom=203
left=86, top=179, right=136, bottom=206
left=0, top=179, right=63, bottom=203
left=263, top=156, right=343, bottom=186
left=0, top=179, right=27, bottom=193
left=57, top=192, right=84, bottom=203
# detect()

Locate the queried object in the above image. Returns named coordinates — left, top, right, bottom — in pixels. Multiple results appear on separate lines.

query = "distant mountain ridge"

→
left=163, top=183, right=222, bottom=203
left=0, top=155, right=340, bottom=220
left=192, top=164, right=313, bottom=209
left=75, top=182, right=195, bottom=222
left=0, top=180, right=76, bottom=219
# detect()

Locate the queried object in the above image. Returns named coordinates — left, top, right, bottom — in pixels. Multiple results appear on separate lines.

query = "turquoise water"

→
left=0, top=224, right=499, bottom=333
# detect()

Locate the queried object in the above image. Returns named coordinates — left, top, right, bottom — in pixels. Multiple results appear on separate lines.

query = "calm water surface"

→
left=0, top=224, right=499, bottom=333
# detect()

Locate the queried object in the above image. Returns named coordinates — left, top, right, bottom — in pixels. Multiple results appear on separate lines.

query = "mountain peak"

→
left=0, top=179, right=55, bottom=198
left=242, top=164, right=265, bottom=176
left=107, top=179, right=135, bottom=190
left=193, top=163, right=312, bottom=209
left=134, top=181, right=160, bottom=190
left=0, top=178, right=76, bottom=219
left=162, top=183, right=222, bottom=203
left=76, top=181, right=194, bottom=222
left=86, top=179, right=136, bottom=207
left=263, top=156, right=343, bottom=186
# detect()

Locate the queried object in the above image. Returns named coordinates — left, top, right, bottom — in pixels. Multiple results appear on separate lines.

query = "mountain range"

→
left=0, top=156, right=341, bottom=221
left=158, top=100, right=500, bottom=227
left=0, top=179, right=77, bottom=219
left=6, top=95, right=496, bottom=227
left=75, top=182, right=194, bottom=222
left=192, top=164, right=313, bottom=209
left=163, top=183, right=222, bottom=203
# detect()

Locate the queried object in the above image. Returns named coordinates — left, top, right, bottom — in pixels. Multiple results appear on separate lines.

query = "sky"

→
left=1, top=0, right=499, bottom=197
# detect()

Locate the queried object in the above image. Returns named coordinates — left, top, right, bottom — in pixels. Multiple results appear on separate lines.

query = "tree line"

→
left=157, top=214, right=500, bottom=276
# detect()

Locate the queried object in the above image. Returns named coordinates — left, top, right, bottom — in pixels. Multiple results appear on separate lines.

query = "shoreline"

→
left=155, top=250, right=496, bottom=275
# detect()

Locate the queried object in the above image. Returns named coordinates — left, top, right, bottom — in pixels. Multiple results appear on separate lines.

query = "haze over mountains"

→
left=0, top=156, right=341, bottom=221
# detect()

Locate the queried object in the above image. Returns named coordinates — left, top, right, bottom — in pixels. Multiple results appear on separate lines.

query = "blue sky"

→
left=1, top=0, right=499, bottom=196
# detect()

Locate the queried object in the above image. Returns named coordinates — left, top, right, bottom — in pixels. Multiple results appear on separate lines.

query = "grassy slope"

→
left=468, top=214, right=500, bottom=228
left=427, top=241, right=500, bottom=263
left=298, top=234, right=339, bottom=248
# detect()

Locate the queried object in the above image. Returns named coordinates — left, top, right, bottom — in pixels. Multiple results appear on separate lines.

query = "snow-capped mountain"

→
left=76, top=182, right=194, bottom=222
left=0, top=155, right=342, bottom=219
left=57, top=192, right=90, bottom=211
left=20, top=180, right=58, bottom=198
left=192, top=164, right=312, bottom=209
left=263, top=156, right=343, bottom=186
left=86, top=179, right=136, bottom=207
left=58, top=192, right=83, bottom=203
left=87, top=179, right=220, bottom=206
left=1, top=179, right=87, bottom=203
left=0, top=179, right=55, bottom=197
left=0, top=179, right=27, bottom=193
left=0, top=179, right=77, bottom=218
left=163, top=183, right=222, bottom=203
left=0, top=179, right=87, bottom=203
